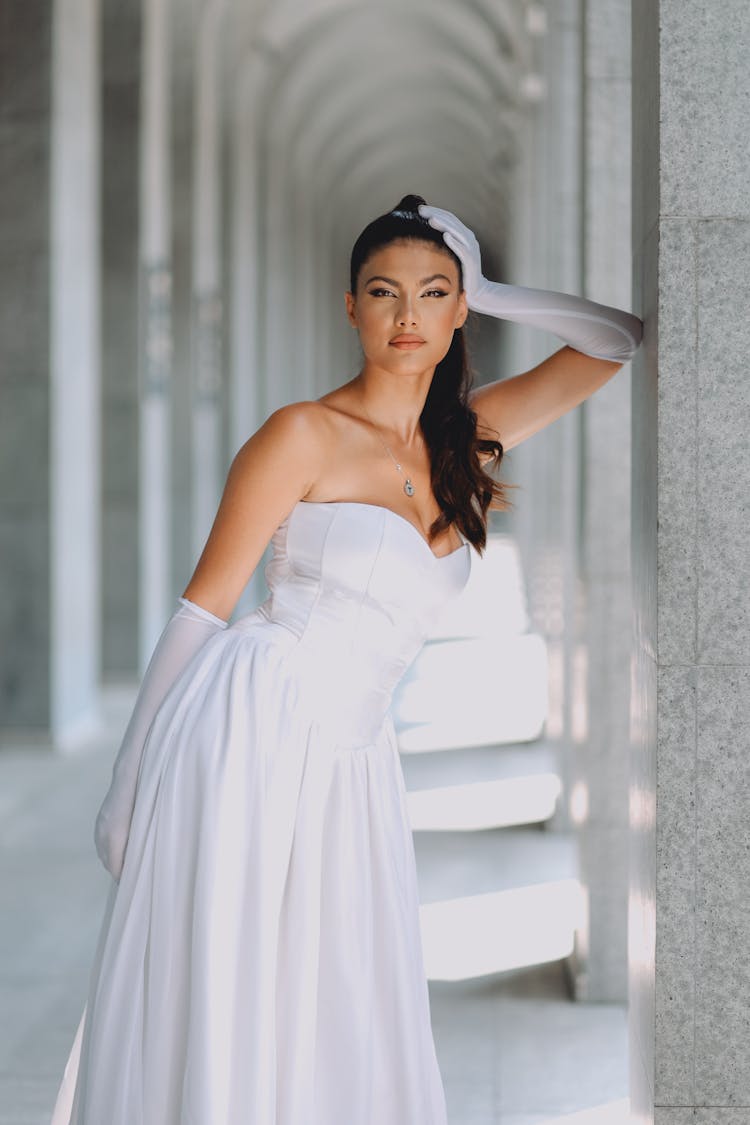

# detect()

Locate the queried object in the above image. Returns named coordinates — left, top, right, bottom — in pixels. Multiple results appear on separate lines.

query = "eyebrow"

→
left=363, top=273, right=453, bottom=288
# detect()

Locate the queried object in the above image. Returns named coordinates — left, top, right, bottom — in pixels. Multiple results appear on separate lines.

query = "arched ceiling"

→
left=241, top=0, right=527, bottom=262
left=223, top=0, right=527, bottom=240
left=216, top=0, right=531, bottom=402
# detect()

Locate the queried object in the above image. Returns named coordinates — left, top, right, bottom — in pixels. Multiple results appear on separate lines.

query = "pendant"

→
left=403, top=478, right=415, bottom=497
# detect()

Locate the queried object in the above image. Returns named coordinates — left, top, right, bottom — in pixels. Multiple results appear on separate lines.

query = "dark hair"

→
left=349, top=193, right=510, bottom=553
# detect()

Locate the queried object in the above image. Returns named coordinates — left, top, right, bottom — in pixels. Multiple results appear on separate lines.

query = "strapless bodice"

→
left=232, top=500, right=471, bottom=745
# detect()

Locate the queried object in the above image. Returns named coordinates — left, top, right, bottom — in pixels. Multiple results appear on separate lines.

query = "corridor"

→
left=3, top=0, right=634, bottom=1120
left=4, top=0, right=750, bottom=1122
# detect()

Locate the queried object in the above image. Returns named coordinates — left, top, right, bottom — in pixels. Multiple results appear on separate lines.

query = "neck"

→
left=354, top=362, right=434, bottom=444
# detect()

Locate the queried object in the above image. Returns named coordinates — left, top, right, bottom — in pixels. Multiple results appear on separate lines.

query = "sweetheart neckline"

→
left=295, top=500, right=470, bottom=562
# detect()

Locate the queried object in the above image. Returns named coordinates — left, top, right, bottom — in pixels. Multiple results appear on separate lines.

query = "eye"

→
left=423, top=289, right=449, bottom=298
left=367, top=287, right=395, bottom=297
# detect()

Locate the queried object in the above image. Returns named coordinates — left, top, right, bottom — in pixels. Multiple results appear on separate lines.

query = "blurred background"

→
left=3, top=1, right=748, bottom=1124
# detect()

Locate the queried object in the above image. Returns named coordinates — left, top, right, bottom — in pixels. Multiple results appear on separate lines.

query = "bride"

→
left=51, top=193, right=642, bottom=1124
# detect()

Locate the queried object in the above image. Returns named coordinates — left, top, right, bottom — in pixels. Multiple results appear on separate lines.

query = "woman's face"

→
left=345, top=239, right=467, bottom=377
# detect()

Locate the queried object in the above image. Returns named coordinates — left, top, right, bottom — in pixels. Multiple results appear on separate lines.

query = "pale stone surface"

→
left=632, top=0, right=659, bottom=246
left=656, top=1109, right=750, bottom=1124
left=659, top=0, right=701, bottom=218
left=583, top=0, right=631, bottom=81
left=656, top=219, right=698, bottom=666
left=696, top=221, right=750, bottom=664
left=171, top=31, right=195, bottom=608
left=580, top=824, right=629, bottom=997
left=695, top=666, right=750, bottom=1105
left=634, top=0, right=750, bottom=1118
left=628, top=641, right=656, bottom=1119
left=654, top=666, right=696, bottom=1106
left=49, top=0, right=101, bottom=745
left=583, top=573, right=631, bottom=820
left=654, top=1112, right=696, bottom=1125
left=660, top=0, right=750, bottom=219
left=576, top=0, right=634, bottom=1005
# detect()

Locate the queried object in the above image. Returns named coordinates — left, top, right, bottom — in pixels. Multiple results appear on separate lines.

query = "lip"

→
left=389, top=335, right=425, bottom=348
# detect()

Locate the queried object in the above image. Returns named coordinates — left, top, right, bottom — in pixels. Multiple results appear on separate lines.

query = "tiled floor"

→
left=0, top=704, right=629, bottom=1124
left=430, top=967, right=629, bottom=1124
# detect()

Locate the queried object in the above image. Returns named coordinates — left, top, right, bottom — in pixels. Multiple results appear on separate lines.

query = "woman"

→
left=51, top=194, right=642, bottom=1124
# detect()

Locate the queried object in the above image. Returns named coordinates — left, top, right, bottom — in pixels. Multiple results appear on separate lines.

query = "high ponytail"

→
left=349, top=193, right=510, bottom=553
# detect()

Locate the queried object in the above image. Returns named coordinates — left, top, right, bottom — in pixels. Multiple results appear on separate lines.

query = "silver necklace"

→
left=361, top=398, right=417, bottom=498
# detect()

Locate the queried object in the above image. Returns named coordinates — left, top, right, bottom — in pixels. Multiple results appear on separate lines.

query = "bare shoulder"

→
left=248, top=399, right=333, bottom=442
left=233, top=400, right=333, bottom=469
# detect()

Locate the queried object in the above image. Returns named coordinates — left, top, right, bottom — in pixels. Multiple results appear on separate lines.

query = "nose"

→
left=396, top=298, right=418, bottom=326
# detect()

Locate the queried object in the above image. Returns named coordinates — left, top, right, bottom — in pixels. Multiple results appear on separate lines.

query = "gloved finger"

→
left=441, top=230, right=469, bottom=259
left=429, top=222, right=476, bottom=260
left=418, top=209, right=463, bottom=236
left=441, top=231, right=480, bottom=270
left=418, top=203, right=459, bottom=226
left=418, top=204, right=473, bottom=241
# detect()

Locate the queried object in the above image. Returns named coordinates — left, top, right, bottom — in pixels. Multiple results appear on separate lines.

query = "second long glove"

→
left=418, top=204, right=643, bottom=363
left=94, top=596, right=228, bottom=881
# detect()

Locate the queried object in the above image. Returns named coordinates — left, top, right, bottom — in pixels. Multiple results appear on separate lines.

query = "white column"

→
left=575, top=0, right=634, bottom=1003
left=138, top=0, right=173, bottom=671
left=50, top=0, right=102, bottom=747
left=227, top=49, right=271, bottom=614
left=507, top=0, right=582, bottom=816
left=262, top=135, right=293, bottom=414
left=229, top=52, right=268, bottom=459
left=190, top=1, right=225, bottom=563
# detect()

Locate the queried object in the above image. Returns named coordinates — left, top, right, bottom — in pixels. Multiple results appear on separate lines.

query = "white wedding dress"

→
left=51, top=499, right=471, bottom=1125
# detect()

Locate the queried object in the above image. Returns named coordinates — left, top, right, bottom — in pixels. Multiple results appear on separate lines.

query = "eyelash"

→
left=367, top=288, right=449, bottom=298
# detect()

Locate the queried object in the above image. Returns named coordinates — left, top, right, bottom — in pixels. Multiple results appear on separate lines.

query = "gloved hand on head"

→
left=418, top=204, right=643, bottom=363
left=93, top=595, right=228, bottom=882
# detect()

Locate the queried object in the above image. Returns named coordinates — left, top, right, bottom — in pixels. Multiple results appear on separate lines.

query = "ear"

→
left=344, top=291, right=357, bottom=327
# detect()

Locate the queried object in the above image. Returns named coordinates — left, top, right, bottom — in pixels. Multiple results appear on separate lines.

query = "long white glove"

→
left=418, top=204, right=643, bottom=363
left=94, top=595, right=228, bottom=881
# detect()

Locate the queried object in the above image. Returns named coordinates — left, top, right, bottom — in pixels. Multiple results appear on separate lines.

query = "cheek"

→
left=434, top=304, right=461, bottom=334
left=358, top=307, right=391, bottom=338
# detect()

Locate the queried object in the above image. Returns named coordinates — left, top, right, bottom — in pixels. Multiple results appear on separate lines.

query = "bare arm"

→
left=469, top=345, right=623, bottom=451
left=181, top=402, right=327, bottom=620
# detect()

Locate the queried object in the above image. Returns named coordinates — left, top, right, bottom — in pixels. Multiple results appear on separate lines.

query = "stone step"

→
left=413, top=825, right=581, bottom=981
left=393, top=633, right=549, bottom=751
left=400, top=741, right=561, bottom=830
left=425, top=532, right=531, bottom=641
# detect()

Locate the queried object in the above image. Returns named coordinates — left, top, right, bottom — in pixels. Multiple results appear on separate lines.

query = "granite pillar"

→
left=631, top=0, right=750, bottom=1119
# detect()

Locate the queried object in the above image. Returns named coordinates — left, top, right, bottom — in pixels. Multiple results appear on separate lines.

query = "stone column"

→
left=0, top=0, right=101, bottom=747
left=228, top=52, right=267, bottom=460
left=573, top=0, right=634, bottom=1003
left=101, top=0, right=141, bottom=678
left=138, top=0, right=174, bottom=670
left=506, top=0, right=582, bottom=838
left=168, top=4, right=193, bottom=615
left=226, top=47, right=271, bottom=614
left=189, top=1, right=225, bottom=564
left=631, top=0, right=750, bottom=1119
